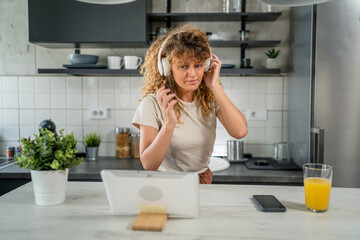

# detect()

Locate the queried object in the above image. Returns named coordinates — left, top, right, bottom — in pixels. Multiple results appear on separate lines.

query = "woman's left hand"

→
left=203, top=54, right=222, bottom=90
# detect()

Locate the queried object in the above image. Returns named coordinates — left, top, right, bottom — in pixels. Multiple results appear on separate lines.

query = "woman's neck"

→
left=178, top=90, right=194, bottom=102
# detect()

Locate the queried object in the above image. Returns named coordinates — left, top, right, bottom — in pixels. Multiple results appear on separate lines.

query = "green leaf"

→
left=83, top=133, right=102, bottom=147
left=50, top=160, right=60, bottom=169
left=265, top=48, right=280, bottom=59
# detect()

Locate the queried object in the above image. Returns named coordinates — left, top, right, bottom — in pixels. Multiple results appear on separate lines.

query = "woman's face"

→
left=171, top=55, right=205, bottom=94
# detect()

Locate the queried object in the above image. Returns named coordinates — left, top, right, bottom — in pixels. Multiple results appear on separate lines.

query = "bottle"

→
left=115, top=128, right=130, bottom=159
left=131, top=133, right=140, bottom=159
left=222, top=0, right=231, bottom=13
left=232, top=0, right=242, bottom=12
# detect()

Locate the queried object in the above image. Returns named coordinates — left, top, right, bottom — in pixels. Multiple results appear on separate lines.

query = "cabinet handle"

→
left=310, top=128, right=325, bottom=164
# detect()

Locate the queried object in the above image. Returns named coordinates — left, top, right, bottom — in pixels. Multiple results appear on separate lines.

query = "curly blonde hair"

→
left=140, top=25, right=217, bottom=123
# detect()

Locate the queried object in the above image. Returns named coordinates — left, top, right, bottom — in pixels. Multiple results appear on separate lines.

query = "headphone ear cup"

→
left=157, top=58, right=164, bottom=76
left=204, top=58, right=211, bottom=72
left=162, top=57, right=171, bottom=77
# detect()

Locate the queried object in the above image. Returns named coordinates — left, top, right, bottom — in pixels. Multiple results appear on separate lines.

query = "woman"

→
left=132, top=25, right=247, bottom=184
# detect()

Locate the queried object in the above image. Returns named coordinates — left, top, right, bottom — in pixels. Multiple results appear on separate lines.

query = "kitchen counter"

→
left=0, top=157, right=303, bottom=185
left=0, top=182, right=359, bottom=239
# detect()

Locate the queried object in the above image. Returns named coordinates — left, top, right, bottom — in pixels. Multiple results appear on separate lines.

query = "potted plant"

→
left=84, top=133, right=102, bottom=161
left=265, top=48, right=280, bottom=69
left=15, top=128, right=83, bottom=206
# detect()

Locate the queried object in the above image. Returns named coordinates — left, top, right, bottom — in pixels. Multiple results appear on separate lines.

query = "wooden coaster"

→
left=132, top=212, right=168, bottom=231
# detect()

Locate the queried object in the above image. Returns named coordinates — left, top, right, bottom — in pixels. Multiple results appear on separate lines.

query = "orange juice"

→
left=304, top=177, right=331, bottom=211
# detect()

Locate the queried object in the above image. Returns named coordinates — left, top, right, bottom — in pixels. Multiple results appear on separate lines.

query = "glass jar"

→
left=222, top=0, right=231, bottom=13
left=6, top=146, right=15, bottom=158
left=131, top=133, right=140, bottom=159
left=239, top=30, right=249, bottom=41
left=116, top=128, right=130, bottom=159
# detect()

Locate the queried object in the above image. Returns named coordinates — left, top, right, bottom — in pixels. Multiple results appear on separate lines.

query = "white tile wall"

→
left=0, top=75, right=288, bottom=158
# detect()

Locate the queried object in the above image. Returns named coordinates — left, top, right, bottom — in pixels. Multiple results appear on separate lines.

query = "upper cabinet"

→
left=28, top=0, right=152, bottom=48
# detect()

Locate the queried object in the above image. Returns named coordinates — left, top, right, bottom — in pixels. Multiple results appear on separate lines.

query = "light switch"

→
left=247, top=109, right=267, bottom=121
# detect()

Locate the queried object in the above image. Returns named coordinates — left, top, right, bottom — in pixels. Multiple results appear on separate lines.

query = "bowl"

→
left=68, top=54, right=99, bottom=65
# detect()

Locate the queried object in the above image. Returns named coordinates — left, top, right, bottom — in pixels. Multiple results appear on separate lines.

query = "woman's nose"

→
left=187, top=66, right=196, bottom=75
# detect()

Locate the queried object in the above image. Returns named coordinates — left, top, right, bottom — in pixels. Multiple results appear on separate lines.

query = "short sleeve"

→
left=132, top=95, right=162, bottom=130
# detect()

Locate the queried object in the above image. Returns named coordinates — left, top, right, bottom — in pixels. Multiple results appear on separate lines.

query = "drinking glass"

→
left=303, top=163, right=333, bottom=213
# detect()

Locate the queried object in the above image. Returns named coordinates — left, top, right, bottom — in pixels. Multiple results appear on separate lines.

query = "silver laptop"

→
left=101, top=170, right=199, bottom=218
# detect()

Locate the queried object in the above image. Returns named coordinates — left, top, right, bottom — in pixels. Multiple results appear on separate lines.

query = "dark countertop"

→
left=0, top=157, right=303, bottom=185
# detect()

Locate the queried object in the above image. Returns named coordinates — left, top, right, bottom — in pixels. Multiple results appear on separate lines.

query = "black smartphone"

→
left=252, top=195, right=286, bottom=212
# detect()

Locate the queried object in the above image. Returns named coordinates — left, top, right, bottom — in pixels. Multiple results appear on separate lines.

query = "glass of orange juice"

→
left=303, top=163, right=333, bottom=212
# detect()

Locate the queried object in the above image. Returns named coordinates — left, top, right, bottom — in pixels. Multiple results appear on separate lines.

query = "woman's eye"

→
left=180, top=65, right=188, bottom=69
left=195, top=64, right=203, bottom=68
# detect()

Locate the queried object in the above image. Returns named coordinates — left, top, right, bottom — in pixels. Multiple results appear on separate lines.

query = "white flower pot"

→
left=266, top=58, right=278, bottom=69
left=30, top=169, right=69, bottom=206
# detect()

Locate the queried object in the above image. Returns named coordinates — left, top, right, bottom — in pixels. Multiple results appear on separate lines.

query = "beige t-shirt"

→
left=132, top=94, right=218, bottom=173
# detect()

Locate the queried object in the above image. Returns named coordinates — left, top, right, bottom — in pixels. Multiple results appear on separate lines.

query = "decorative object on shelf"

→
left=124, top=56, right=143, bottom=69
left=241, top=58, right=252, bottom=68
left=222, top=0, right=231, bottom=13
left=259, top=0, right=331, bottom=7
left=208, top=33, right=223, bottom=41
left=265, top=48, right=280, bottom=69
left=156, top=27, right=169, bottom=37
left=232, top=0, right=243, bottom=12
left=68, top=54, right=99, bottom=65
left=84, top=133, right=102, bottom=161
left=239, top=29, right=250, bottom=41
left=15, top=128, right=83, bottom=206
left=221, top=64, right=236, bottom=69
left=185, top=0, right=190, bottom=13
left=259, top=1, right=275, bottom=12
left=107, top=56, right=124, bottom=69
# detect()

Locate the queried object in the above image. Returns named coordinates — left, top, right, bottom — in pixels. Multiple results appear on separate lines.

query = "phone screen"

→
left=252, top=195, right=286, bottom=212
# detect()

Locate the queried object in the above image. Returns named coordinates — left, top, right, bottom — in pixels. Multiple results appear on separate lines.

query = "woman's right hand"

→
left=156, top=85, right=178, bottom=129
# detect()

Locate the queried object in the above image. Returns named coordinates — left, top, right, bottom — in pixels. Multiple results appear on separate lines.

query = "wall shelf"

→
left=148, top=12, right=282, bottom=22
left=38, top=69, right=141, bottom=76
left=37, top=68, right=280, bottom=76
left=209, top=40, right=280, bottom=48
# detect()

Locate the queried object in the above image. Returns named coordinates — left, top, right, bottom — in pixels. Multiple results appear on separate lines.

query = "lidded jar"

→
left=116, top=128, right=130, bottom=159
left=131, top=132, right=140, bottom=159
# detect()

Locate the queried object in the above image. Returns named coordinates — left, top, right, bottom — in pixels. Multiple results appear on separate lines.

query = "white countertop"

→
left=0, top=182, right=359, bottom=240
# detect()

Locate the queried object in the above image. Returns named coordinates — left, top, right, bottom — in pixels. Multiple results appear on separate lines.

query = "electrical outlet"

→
left=88, top=108, right=108, bottom=119
left=247, top=109, right=267, bottom=121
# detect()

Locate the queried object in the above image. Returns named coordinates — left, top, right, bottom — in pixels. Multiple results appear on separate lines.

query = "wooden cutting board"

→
left=132, top=212, right=168, bottom=231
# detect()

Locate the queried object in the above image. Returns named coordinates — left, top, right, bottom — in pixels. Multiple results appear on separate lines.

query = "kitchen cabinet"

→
left=28, top=0, right=151, bottom=48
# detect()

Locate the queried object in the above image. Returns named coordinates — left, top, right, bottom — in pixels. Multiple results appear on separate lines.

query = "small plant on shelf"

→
left=265, top=49, right=280, bottom=59
left=265, top=49, right=280, bottom=69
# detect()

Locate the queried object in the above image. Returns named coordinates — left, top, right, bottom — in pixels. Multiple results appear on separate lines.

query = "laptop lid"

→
left=101, top=170, right=199, bottom=218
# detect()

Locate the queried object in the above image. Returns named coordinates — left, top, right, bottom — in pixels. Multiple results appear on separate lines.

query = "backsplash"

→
left=0, top=75, right=288, bottom=157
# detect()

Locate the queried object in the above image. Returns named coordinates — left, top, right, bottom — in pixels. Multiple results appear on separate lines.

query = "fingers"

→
left=156, top=85, right=171, bottom=104
left=166, top=98, right=178, bottom=111
left=156, top=85, right=177, bottom=109
left=162, top=92, right=176, bottom=109
left=210, top=54, right=221, bottom=65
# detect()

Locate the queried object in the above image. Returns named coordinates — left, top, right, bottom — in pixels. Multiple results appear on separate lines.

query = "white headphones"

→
left=157, top=32, right=212, bottom=77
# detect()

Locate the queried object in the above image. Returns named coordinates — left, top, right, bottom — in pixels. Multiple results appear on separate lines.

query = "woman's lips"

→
left=186, top=80, right=198, bottom=84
